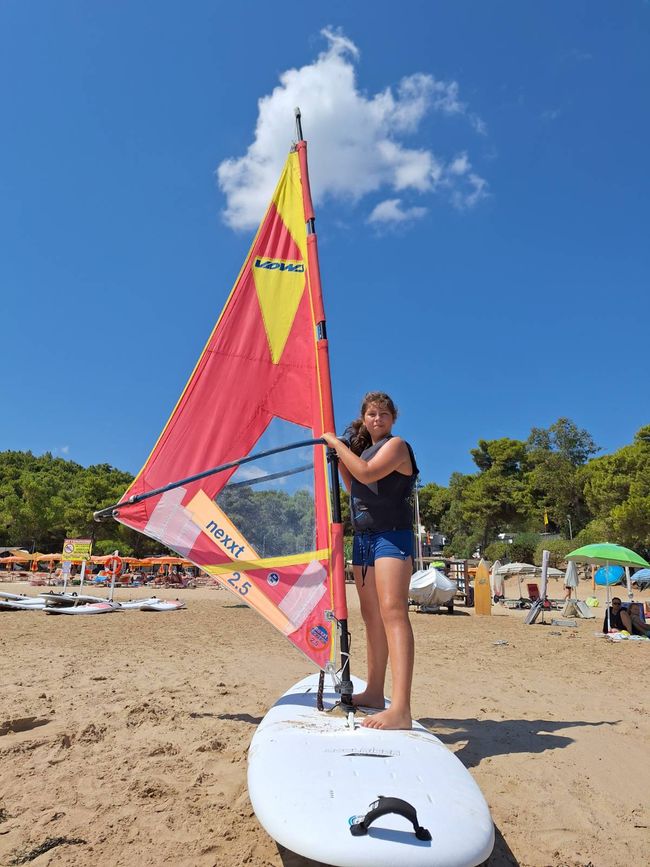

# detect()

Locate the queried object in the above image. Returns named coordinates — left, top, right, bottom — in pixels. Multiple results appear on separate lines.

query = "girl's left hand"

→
left=321, top=432, right=339, bottom=449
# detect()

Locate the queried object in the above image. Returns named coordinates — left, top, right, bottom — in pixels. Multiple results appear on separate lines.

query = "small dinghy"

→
left=45, top=601, right=121, bottom=616
left=409, top=568, right=458, bottom=611
left=140, top=599, right=186, bottom=612
left=118, top=596, right=161, bottom=610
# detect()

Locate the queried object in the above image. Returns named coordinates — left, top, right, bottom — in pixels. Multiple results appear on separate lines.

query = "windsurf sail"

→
left=102, top=113, right=348, bottom=673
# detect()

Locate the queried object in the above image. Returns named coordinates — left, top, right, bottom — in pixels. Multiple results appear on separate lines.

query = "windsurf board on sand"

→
left=248, top=673, right=494, bottom=867
left=45, top=601, right=120, bottom=615
left=139, top=599, right=186, bottom=611
left=39, top=592, right=106, bottom=607
left=118, top=596, right=161, bottom=610
left=0, top=594, right=46, bottom=609
left=0, top=599, right=46, bottom=611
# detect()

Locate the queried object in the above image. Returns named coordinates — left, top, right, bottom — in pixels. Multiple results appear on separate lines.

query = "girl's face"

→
left=364, top=402, right=395, bottom=442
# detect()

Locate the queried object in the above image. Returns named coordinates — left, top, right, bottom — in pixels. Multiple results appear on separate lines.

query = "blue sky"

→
left=1, top=1, right=648, bottom=487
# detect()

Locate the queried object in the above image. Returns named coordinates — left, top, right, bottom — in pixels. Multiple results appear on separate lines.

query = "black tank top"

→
left=350, top=436, right=419, bottom=532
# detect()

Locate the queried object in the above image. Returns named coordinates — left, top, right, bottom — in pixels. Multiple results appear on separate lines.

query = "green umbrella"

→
left=566, top=542, right=650, bottom=631
left=565, top=543, right=649, bottom=569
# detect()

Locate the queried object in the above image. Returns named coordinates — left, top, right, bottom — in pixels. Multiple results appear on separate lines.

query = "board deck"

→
left=248, top=674, right=494, bottom=867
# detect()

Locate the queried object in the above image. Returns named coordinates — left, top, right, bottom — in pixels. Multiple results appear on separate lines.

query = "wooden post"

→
left=474, top=558, right=492, bottom=616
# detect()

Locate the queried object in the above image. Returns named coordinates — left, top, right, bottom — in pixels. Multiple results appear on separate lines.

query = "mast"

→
left=295, top=108, right=353, bottom=709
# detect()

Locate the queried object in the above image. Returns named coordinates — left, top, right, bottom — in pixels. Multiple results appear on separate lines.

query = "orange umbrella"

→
left=150, top=556, right=187, bottom=565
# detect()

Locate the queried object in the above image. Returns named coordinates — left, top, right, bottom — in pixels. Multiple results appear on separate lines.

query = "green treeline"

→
left=0, top=451, right=151, bottom=555
left=418, top=418, right=650, bottom=563
left=2, top=416, right=649, bottom=562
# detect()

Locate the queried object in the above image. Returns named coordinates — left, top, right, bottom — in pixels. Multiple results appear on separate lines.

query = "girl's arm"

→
left=321, top=433, right=411, bottom=484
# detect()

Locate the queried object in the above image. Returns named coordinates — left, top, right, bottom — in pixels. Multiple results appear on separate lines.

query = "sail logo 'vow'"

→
left=252, top=253, right=306, bottom=364
left=254, top=258, right=305, bottom=272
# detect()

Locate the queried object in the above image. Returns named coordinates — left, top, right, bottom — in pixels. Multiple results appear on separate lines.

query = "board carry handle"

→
left=350, top=796, right=432, bottom=841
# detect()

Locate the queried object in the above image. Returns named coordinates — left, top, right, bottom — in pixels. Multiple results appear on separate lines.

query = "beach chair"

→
left=528, top=580, right=566, bottom=609
left=526, top=583, right=540, bottom=602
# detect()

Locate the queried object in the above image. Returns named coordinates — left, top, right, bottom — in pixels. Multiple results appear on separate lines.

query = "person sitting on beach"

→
left=602, top=597, right=632, bottom=633
left=627, top=602, right=650, bottom=637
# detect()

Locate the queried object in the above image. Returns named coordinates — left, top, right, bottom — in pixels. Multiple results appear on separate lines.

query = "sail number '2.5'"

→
left=228, top=572, right=251, bottom=596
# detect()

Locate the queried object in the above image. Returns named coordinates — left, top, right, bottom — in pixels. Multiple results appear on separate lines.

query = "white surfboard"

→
left=248, top=674, right=494, bottom=867
left=139, top=599, right=186, bottom=611
left=0, top=598, right=46, bottom=610
left=118, top=596, right=161, bottom=610
left=39, top=592, right=106, bottom=607
left=45, top=601, right=121, bottom=615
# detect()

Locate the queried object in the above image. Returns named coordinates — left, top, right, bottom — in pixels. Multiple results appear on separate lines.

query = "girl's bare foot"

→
left=352, top=689, right=385, bottom=710
left=362, top=707, right=412, bottom=730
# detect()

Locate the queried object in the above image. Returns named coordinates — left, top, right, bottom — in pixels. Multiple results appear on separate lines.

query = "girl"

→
left=322, top=391, right=418, bottom=730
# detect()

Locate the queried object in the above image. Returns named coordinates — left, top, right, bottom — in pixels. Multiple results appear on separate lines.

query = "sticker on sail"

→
left=267, top=572, right=280, bottom=587
left=307, top=624, right=329, bottom=649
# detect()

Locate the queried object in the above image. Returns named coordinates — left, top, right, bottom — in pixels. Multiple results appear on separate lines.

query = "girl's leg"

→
left=362, top=555, right=414, bottom=730
left=352, top=564, right=388, bottom=709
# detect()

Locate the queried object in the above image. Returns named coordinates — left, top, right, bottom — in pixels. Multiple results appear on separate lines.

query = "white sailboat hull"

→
left=409, top=569, right=457, bottom=607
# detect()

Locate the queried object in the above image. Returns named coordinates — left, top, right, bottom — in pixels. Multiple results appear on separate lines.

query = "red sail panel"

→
left=114, top=149, right=343, bottom=669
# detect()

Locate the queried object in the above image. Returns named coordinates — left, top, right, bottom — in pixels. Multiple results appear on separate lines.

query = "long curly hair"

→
left=344, top=391, right=398, bottom=455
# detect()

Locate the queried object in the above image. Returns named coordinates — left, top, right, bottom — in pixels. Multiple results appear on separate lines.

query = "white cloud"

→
left=448, top=152, right=470, bottom=176
left=368, top=199, right=427, bottom=225
left=217, top=28, right=488, bottom=230
left=451, top=172, right=489, bottom=210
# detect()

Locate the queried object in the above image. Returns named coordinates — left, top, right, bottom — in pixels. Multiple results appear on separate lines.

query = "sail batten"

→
left=108, top=141, right=346, bottom=671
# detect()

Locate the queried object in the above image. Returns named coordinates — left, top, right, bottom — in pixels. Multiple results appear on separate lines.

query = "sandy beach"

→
left=1, top=578, right=648, bottom=867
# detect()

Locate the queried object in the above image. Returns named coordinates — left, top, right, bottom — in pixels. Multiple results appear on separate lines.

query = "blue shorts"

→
left=352, top=530, right=414, bottom=568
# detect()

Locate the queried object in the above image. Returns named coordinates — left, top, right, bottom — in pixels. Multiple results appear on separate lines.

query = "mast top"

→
left=294, top=107, right=304, bottom=142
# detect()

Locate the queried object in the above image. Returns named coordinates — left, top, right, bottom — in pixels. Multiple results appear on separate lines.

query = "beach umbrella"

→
left=565, top=543, right=649, bottom=569
left=566, top=543, right=650, bottom=630
left=594, top=565, right=625, bottom=586
left=630, top=568, right=650, bottom=589
left=151, top=556, right=187, bottom=565
left=37, top=553, right=60, bottom=575
left=496, top=562, right=538, bottom=576
left=563, top=561, right=579, bottom=599
left=496, top=562, right=564, bottom=578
